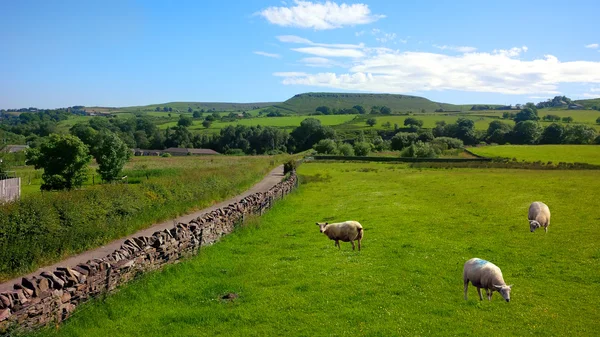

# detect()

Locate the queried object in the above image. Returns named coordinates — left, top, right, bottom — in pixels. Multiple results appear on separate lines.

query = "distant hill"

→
left=116, top=101, right=280, bottom=113
left=273, top=92, right=479, bottom=114
left=574, top=98, right=600, bottom=109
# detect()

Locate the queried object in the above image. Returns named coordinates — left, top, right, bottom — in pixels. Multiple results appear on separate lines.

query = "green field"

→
left=469, top=145, right=600, bottom=165
left=463, top=109, right=600, bottom=125
left=343, top=114, right=508, bottom=131
left=157, top=115, right=358, bottom=130
left=31, top=163, right=600, bottom=336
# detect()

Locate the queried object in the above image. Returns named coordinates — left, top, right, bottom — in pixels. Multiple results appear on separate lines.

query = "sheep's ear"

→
left=493, top=284, right=503, bottom=290
left=325, top=222, right=328, bottom=225
left=508, top=284, right=513, bottom=288
left=315, top=222, right=319, bottom=226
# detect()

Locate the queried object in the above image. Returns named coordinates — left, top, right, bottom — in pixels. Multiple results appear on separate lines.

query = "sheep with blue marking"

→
left=463, top=258, right=512, bottom=302
left=316, top=221, right=363, bottom=251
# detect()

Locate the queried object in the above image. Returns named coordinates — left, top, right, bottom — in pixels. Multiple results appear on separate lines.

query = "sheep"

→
left=315, top=221, right=363, bottom=251
left=463, top=258, right=512, bottom=302
left=529, top=201, right=551, bottom=233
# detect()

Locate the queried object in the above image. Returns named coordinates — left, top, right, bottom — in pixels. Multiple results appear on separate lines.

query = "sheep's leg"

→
left=544, top=225, right=548, bottom=233
left=477, top=287, right=483, bottom=301
left=464, top=281, right=469, bottom=300
left=335, top=240, right=340, bottom=249
left=487, top=289, right=492, bottom=301
left=357, top=238, right=361, bottom=251
left=351, top=240, right=355, bottom=250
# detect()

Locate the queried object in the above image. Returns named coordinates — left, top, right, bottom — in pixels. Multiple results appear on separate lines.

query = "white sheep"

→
left=315, top=221, right=363, bottom=251
left=529, top=201, right=551, bottom=233
left=463, top=258, right=512, bottom=302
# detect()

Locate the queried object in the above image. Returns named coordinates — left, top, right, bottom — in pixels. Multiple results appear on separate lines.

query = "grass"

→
left=276, top=92, right=469, bottom=114
left=469, top=145, right=600, bottom=165
left=29, top=162, right=600, bottom=336
left=157, top=115, right=358, bottom=130
left=343, top=114, right=508, bottom=131
left=0, top=155, right=289, bottom=281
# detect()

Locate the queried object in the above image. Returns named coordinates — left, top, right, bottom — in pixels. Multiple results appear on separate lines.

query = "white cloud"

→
left=299, top=57, right=342, bottom=68
left=292, top=46, right=365, bottom=58
left=275, top=47, right=600, bottom=95
left=590, top=87, right=600, bottom=92
left=276, top=35, right=363, bottom=49
left=253, top=51, right=281, bottom=58
left=585, top=43, right=599, bottom=49
left=493, top=46, right=528, bottom=57
left=273, top=72, right=309, bottom=77
left=355, top=30, right=365, bottom=37
left=376, top=33, right=397, bottom=44
left=434, top=45, right=477, bottom=53
left=258, top=0, right=384, bottom=30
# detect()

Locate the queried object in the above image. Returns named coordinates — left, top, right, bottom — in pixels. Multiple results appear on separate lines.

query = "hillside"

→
left=274, top=92, right=475, bottom=114
left=575, top=98, right=600, bottom=108
left=112, top=101, right=280, bottom=113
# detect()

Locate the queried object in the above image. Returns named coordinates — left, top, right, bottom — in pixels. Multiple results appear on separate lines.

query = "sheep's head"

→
left=315, top=222, right=328, bottom=233
left=529, top=220, right=541, bottom=232
left=494, top=284, right=512, bottom=302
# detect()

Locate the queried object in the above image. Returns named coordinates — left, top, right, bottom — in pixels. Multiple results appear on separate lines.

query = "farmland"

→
left=30, top=162, right=600, bottom=336
left=469, top=145, right=600, bottom=165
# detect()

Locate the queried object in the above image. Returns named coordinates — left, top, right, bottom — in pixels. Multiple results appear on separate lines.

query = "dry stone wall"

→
left=0, top=173, right=298, bottom=334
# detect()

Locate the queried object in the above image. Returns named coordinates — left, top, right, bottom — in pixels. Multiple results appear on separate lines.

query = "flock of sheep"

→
left=316, top=201, right=551, bottom=303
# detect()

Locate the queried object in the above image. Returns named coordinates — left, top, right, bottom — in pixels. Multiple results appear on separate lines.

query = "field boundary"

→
left=463, top=148, right=490, bottom=159
left=0, top=173, right=298, bottom=334
left=312, top=155, right=492, bottom=163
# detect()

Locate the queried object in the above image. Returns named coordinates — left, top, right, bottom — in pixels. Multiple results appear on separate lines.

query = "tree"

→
left=202, top=120, right=212, bottom=128
left=512, top=121, right=541, bottom=144
left=193, top=111, right=202, bottom=118
left=596, top=117, right=600, bottom=124
left=168, top=107, right=173, bottom=112
left=564, top=125, right=597, bottom=144
left=337, top=143, right=355, bottom=156
left=380, top=106, right=392, bottom=115
left=539, top=123, right=565, bottom=144
left=562, top=116, right=573, bottom=123
left=178, top=115, right=193, bottom=127
left=543, top=114, right=561, bottom=122
left=353, top=142, right=372, bottom=156
left=313, top=139, right=337, bottom=154
left=25, top=134, right=92, bottom=191
left=188, top=107, right=193, bottom=113
left=163, top=107, right=169, bottom=112
left=486, top=120, right=512, bottom=143
left=514, top=108, right=539, bottom=123
left=315, top=106, right=331, bottom=115
left=404, top=117, right=424, bottom=128
left=454, top=118, right=477, bottom=145
left=155, top=107, right=161, bottom=112
left=288, top=118, right=335, bottom=152
left=366, top=118, right=377, bottom=127
left=391, top=132, right=418, bottom=150
left=382, top=121, right=391, bottom=129
left=93, top=132, right=132, bottom=182
left=353, top=105, right=366, bottom=114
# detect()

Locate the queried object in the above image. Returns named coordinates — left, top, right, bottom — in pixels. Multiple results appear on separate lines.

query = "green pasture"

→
left=469, top=145, right=600, bottom=165
left=31, top=163, right=600, bottom=336
left=157, top=115, right=358, bottom=130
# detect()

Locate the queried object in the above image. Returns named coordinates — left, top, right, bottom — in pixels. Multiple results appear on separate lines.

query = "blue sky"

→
left=1, top=0, right=599, bottom=109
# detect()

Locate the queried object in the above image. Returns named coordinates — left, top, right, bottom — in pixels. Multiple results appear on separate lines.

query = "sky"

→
left=1, top=0, right=600, bottom=109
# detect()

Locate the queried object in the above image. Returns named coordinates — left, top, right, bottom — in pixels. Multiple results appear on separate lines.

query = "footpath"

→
left=0, top=165, right=284, bottom=292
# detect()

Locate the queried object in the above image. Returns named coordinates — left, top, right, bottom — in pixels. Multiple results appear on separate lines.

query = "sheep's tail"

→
left=357, top=227, right=364, bottom=240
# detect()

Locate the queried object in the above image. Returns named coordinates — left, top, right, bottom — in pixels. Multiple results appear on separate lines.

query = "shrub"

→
left=313, top=139, right=337, bottom=154
left=337, top=143, right=355, bottom=156
left=161, top=153, right=172, bottom=157
left=391, top=132, right=418, bottom=150
left=225, top=148, right=245, bottom=155
left=400, top=141, right=440, bottom=158
left=431, top=137, right=464, bottom=150
left=353, top=142, right=372, bottom=156
left=283, top=160, right=297, bottom=174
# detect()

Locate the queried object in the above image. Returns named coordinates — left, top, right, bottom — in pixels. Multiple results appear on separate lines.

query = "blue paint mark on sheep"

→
left=474, top=259, right=489, bottom=266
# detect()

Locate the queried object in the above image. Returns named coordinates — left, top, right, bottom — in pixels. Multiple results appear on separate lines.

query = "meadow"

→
left=30, top=162, right=600, bottom=336
left=469, top=145, right=600, bottom=165
left=0, top=155, right=288, bottom=281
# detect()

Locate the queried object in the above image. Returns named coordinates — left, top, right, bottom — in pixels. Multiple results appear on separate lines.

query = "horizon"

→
left=2, top=0, right=600, bottom=109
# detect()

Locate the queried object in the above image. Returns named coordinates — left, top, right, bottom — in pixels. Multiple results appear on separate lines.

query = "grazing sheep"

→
left=529, top=201, right=551, bottom=233
left=463, top=258, right=512, bottom=302
left=316, top=221, right=363, bottom=251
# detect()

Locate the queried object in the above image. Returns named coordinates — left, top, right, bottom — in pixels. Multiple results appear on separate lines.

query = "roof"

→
left=2, top=145, right=29, bottom=153
left=187, top=148, right=220, bottom=155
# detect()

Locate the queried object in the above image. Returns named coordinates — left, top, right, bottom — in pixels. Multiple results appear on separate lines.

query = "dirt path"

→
left=0, top=165, right=284, bottom=292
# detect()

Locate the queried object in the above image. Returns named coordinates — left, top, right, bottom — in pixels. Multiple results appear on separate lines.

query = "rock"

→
left=41, top=272, right=64, bottom=290
left=0, top=308, right=10, bottom=322
left=0, top=294, right=10, bottom=308
left=221, top=292, right=239, bottom=301
left=21, top=277, right=40, bottom=297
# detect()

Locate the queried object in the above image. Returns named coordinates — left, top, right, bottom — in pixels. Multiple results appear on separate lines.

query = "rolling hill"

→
left=574, top=98, right=600, bottom=109
left=113, top=101, right=280, bottom=113
left=273, top=92, right=480, bottom=114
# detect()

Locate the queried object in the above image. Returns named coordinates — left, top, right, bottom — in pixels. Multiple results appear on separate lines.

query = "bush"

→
left=400, top=141, right=441, bottom=158
left=161, top=152, right=172, bottom=157
left=391, top=132, right=418, bottom=150
left=313, top=139, right=337, bottom=154
left=337, top=143, right=355, bottom=156
left=431, top=137, right=464, bottom=150
left=225, top=148, right=245, bottom=156
left=283, top=160, right=297, bottom=174
left=353, top=142, right=372, bottom=156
